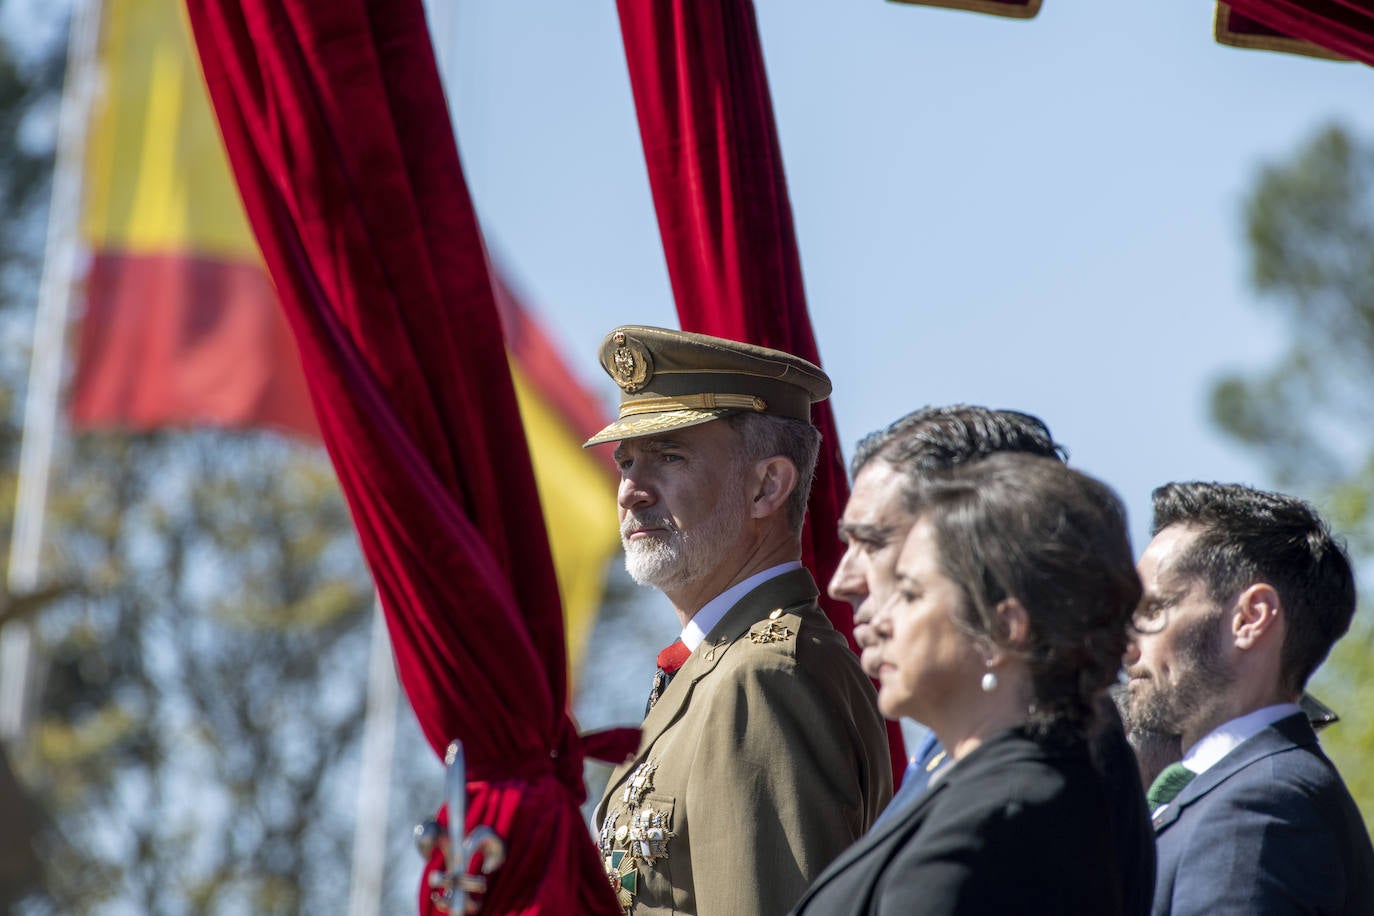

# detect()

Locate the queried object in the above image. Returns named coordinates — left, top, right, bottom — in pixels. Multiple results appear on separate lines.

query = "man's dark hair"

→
left=1151, top=482, right=1356, bottom=695
left=851, top=404, right=1066, bottom=479
left=908, top=453, right=1141, bottom=734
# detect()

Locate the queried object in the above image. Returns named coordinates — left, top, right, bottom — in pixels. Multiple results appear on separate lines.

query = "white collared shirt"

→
left=680, top=561, right=802, bottom=651
left=1182, top=702, right=1303, bottom=776
left=1151, top=703, right=1301, bottom=819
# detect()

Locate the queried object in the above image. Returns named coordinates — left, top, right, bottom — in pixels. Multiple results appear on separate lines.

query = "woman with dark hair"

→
left=791, top=453, right=1144, bottom=915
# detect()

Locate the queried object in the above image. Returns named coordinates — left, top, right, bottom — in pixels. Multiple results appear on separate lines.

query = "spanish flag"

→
left=68, top=0, right=618, bottom=668
left=70, top=0, right=317, bottom=438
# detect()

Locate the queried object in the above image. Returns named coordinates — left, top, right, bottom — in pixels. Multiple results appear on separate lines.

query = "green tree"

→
left=0, top=10, right=436, bottom=914
left=1213, top=122, right=1374, bottom=828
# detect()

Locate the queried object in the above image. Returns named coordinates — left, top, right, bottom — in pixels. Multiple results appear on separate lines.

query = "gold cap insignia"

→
left=584, top=325, right=831, bottom=447
left=610, top=333, right=652, bottom=393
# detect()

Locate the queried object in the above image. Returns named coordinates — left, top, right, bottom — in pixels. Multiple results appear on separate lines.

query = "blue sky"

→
left=441, top=1, right=1374, bottom=550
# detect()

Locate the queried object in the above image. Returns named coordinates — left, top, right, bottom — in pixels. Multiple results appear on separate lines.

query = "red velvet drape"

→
left=616, top=0, right=907, bottom=783
left=183, top=2, right=617, bottom=913
left=1224, top=0, right=1374, bottom=64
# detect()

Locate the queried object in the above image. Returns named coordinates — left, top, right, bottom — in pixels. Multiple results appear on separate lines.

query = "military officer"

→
left=585, top=326, right=891, bottom=916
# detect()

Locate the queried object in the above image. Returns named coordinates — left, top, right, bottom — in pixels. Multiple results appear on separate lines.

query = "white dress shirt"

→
left=1151, top=702, right=1303, bottom=818
left=1182, top=702, right=1303, bottom=776
left=680, top=561, right=802, bottom=651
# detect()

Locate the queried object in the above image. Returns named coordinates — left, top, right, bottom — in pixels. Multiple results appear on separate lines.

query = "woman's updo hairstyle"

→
left=904, top=453, right=1141, bottom=734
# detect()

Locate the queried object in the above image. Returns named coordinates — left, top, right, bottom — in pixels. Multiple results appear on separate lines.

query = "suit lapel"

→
left=602, top=569, right=820, bottom=797
left=1153, top=713, right=1316, bottom=834
left=794, top=729, right=1062, bottom=911
left=791, top=757, right=968, bottom=911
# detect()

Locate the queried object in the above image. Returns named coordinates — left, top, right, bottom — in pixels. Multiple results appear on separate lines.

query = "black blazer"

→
left=1089, top=698, right=1155, bottom=916
left=791, top=727, right=1125, bottom=915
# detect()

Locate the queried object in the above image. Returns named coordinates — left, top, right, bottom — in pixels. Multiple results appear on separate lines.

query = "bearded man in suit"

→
left=1126, top=482, right=1374, bottom=915
left=585, top=326, right=890, bottom=916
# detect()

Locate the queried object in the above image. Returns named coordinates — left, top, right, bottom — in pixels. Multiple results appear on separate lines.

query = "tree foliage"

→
left=0, top=12, right=435, bottom=915
left=1214, top=122, right=1374, bottom=827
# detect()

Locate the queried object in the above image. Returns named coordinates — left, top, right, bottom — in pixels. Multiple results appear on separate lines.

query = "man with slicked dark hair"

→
left=1127, top=482, right=1374, bottom=916
left=829, top=405, right=1154, bottom=916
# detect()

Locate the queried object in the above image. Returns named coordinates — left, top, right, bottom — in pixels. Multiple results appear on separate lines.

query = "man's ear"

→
left=749, top=456, right=798, bottom=520
left=1233, top=583, right=1282, bottom=650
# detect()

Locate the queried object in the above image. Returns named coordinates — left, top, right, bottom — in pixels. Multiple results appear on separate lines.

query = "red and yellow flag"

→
left=71, top=0, right=316, bottom=437
left=495, top=275, right=621, bottom=667
left=70, top=0, right=618, bottom=668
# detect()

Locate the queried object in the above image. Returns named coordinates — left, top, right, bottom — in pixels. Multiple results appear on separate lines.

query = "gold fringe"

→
left=887, top=0, right=1041, bottom=21
left=1214, top=3, right=1350, bottom=62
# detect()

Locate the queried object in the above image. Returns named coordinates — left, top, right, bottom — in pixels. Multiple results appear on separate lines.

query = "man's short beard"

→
left=621, top=477, right=748, bottom=593
left=1128, top=607, right=1233, bottom=738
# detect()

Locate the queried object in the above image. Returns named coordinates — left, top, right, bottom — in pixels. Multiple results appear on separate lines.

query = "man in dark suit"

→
left=1126, top=482, right=1374, bottom=915
left=585, top=326, right=891, bottom=915
left=828, top=405, right=1154, bottom=915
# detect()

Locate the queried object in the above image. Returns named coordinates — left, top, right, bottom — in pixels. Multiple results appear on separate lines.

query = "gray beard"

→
left=621, top=487, right=747, bottom=593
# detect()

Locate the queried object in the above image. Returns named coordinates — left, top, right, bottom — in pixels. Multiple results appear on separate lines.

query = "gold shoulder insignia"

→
left=749, top=620, right=793, bottom=645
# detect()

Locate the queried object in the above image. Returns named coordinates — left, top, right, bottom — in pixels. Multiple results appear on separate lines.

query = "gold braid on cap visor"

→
left=618, top=393, right=767, bottom=417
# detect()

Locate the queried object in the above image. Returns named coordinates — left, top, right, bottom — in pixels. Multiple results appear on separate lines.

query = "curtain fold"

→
left=1221, top=0, right=1374, bottom=64
left=183, top=1, right=617, bottom=912
left=615, top=0, right=907, bottom=783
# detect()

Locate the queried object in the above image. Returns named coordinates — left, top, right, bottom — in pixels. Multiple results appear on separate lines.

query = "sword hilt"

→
left=413, top=740, right=507, bottom=914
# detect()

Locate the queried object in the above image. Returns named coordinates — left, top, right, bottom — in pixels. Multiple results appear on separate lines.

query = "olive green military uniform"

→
left=583, top=325, right=892, bottom=914
left=593, top=568, right=891, bottom=915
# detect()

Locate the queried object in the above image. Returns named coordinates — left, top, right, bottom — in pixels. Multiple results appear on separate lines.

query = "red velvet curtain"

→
left=183, top=2, right=617, bottom=913
left=615, top=0, right=907, bottom=782
left=1223, top=0, right=1374, bottom=64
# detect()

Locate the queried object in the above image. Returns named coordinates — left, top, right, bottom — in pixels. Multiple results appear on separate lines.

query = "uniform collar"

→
left=680, top=561, right=801, bottom=651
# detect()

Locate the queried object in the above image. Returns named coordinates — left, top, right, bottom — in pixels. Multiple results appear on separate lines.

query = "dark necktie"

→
left=645, top=638, right=691, bottom=715
left=1146, top=761, right=1196, bottom=810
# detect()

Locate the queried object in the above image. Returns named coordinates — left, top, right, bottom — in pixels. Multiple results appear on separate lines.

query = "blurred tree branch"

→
left=1215, top=122, right=1374, bottom=830
left=0, top=10, right=433, bottom=913
left=0, top=583, right=77, bottom=628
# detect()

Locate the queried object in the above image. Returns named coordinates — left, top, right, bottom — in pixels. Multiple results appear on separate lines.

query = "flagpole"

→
left=345, top=602, right=400, bottom=916
left=0, top=0, right=103, bottom=742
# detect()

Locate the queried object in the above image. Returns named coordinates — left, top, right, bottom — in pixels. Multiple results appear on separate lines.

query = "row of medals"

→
left=600, top=760, right=674, bottom=910
left=599, top=617, right=792, bottom=908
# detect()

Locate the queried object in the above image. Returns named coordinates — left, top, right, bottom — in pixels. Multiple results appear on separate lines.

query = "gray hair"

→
left=725, top=412, right=820, bottom=536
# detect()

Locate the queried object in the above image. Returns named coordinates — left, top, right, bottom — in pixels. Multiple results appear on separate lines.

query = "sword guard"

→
left=414, top=819, right=444, bottom=859
left=424, top=824, right=507, bottom=913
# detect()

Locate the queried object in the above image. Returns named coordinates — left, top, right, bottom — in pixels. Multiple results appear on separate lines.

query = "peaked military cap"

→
left=582, top=326, right=832, bottom=447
